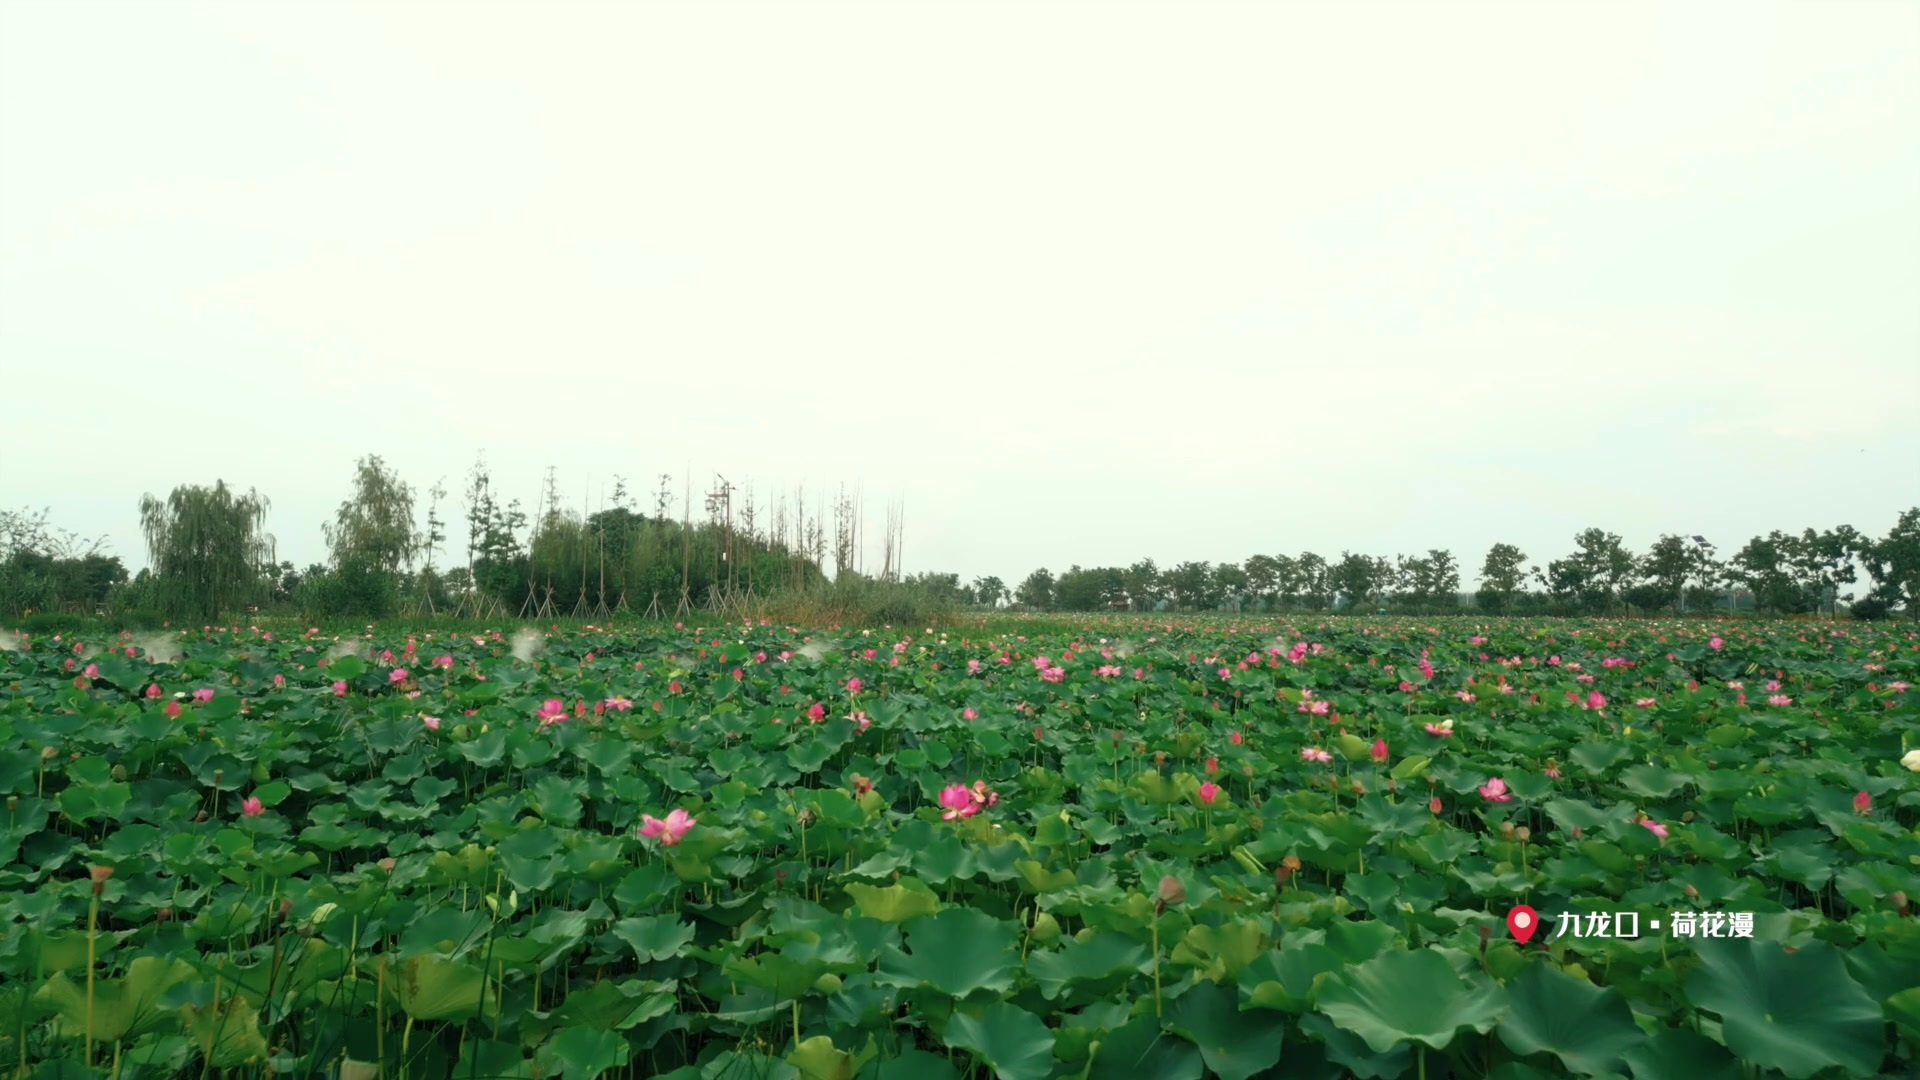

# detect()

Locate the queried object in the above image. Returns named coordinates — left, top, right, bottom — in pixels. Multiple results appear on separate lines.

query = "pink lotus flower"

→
left=1709, top=637, right=1724, bottom=650
left=1478, top=778, right=1513, bottom=803
left=604, top=697, right=634, bottom=711
left=1418, top=658, right=1436, bottom=681
left=192, top=688, right=215, bottom=703
left=422, top=715, right=442, bottom=730
left=1424, top=720, right=1453, bottom=737
left=433, top=655, right=454, bottom=668
left=1398, top=681, right=1417, bottom=693
left=1429, top=797, right=1443, bottom=813
left=807, top=703, right=827, bottom=722
left=272, top=673, right=285, bottom=688
left=1767, top=694, right=1793, bottom=707
left=1640, top=819, right=1668, bottom=839
left=537, top=699, right=568, bottom=725
left=145, top=684, right=162, bottom=699
left=1041, top=666, right=1065, bottom=683
left=388, top=668, right=409, bottom=684
left=939, top=784, right=977, bottom=820
left=82, top=663, right=99, bottom=679
left=640, top=808, right=697, bottom=845
left=1853, top=790, right=1872, bottom=814
left=1096, top=665, right=1122, bottom=678
left=1584, top=692, right=1606, bottom=711
left=332, top=681, right=348, bottom=697
left=1032, top=655, right=1051, bottom=670
left=846, top=678, right=863, bottom=693
left=1301, top=747, right=1332, bottom=763
left=1370, top=739, right=1388, bottom=763
left=163, top=700, right=182, bottom=720
left=241, top=796, right=265, bottom=817
left=963, top=707, right=978, bottom=720
left=967, top=659, right=982, bottom=674
left=1635, top=697, right=1657, bottom=708
left=1454, top=690, right=1475, bottom=703
left=1197, top=781, right=1220, bottom=806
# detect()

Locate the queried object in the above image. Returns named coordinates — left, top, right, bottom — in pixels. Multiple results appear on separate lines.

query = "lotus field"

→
left=4, top=617, right=1920, bottom=1080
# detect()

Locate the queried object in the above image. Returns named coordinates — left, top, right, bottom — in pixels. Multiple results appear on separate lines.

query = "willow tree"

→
left=138, top=481, right=275, bottom=620
left=325, top=455, right=418, bottom=575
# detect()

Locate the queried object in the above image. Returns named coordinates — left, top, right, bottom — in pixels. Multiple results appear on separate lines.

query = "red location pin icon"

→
left=1507, top=905, right=1540, bottom=944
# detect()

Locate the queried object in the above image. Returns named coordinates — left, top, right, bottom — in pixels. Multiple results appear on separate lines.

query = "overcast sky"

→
left=2, top=0, right=1916, bottom=585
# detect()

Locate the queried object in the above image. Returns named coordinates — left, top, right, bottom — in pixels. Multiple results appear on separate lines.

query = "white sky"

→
left=3, top=0, right=1917, bottom=584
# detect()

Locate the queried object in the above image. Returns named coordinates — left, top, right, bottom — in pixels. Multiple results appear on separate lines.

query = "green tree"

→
left=1296, top=552, right=1331, bottom=610
left=1015, top=568, right=1055, bottom=610
left=1858, top=508, right=1919, bottom=619
left=1330, top=551, right=1378, bottom=611
left=1162, top=561, right=1217, bottom=610
left=1122, top=559, right=1163, bottom=610
left=1730, top=531, right=1805, bottom=614
left=1243, top=554, right=1280, bottom=608
left=970, top=575, right=1008, bottom=608
left=1637, top=535, right=1715, bottom=612
left=1476, top=542, right=1529, bottom=613
left=1570, top=528, right=1636, bottom=613
left=138, top=481, right=276, bottom=621
left=1212, top=562, right=1250, bottom=610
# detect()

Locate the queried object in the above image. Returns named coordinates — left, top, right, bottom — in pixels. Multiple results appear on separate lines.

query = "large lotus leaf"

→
left=35, top=956, right=196, bottom=1043
left=1165, top=981, right=1286, bottom=1080
left=610, top=916, right=696, bottom=963
left=865, top=1049, right=962, bottom=1080
left=942, top=1002, right=1056, bottom=1080
left=1026, top=930, right=1152, bottom=1000
left=844, top=879, right=940, bottom=923
left=537, top=1026, right=630, bottom=1080
left=388, top=955, right=486, bottom=1021
left=1315, top=949, right=1506, bottom=1053
left=1087, top=1015, right=1203, bottom=1080
left=1683, top=937, right=1884, bottom=1078
left=1495, top=963, right=1642, bottom=1076
left=1170, top=921, right=1266, bottom=981
left=1297, top=1013, right=1411, bottom=1079
left=179, top=995, right=269, bottom=1067
left=1619, top=1027, right=1742, bottom=1080
left=875, top=907, right=1018, bottom=999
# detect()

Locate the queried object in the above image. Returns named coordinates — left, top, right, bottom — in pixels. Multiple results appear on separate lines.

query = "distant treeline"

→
left=2, top=454, right=1914, bottom=623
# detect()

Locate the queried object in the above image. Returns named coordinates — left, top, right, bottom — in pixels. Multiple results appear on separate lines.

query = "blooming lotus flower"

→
left=192, top=688, right=216, bottom=703
left=967, top=659, right=982, bottom=673
left=604, top=697, right=634, bottom=711
left=962, top=707, right=978, bottom=720
left=433, top=655, right=454, bottom=668
left=536, top=699, right=568, bottom=724
left=1301, top=747, right=1332, bottom=763
left=422, top=715, right=442, bottom=730
left=1197, top=781, right=1220, bottom=806
left=1709, top=637, right=1724, bottom=650
left=1479, top=778, right=1513, bottom=803
left=241, top=796, right=265, bottom=817
left=1041, top=666, right=1065, bottom=683
left=846, top=678, right=862, bottom=693
left=1425, top=719, right=1453, bottom=737
left=1903, top=749, right=1920, bottom=773
left=939, top=784, right=978, bottom=820
left=1640, top=819, right=1669, bottom=839
left=639, top=808, right=697, bottom=845
left=332, top=681, right=348, bottom=697
left=1767, top=694, right=1793, bottom=707
left=388, top=668, right=409, bottom=684
left=1583, top=692, right=1606, bottom=711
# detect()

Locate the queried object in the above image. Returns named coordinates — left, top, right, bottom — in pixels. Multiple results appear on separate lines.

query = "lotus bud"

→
left=380, top=858, right=396, bottom=873
left=1682, top=811, right=1695, bottom=822
left=1515, top=826, right=1531, bottom=843
left=1156, top=875, right=1186, bottom=913
left=1501, top=821, right=1516, bottom=841
left=1891, top=891, right=1909, bottom=916
left=41, top=746, right=56, bottom=760
left=1684, top=883, right=1699, bottom=898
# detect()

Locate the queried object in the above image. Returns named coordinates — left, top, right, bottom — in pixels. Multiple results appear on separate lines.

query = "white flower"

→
left=1902, top=749, right=1920, bottom=773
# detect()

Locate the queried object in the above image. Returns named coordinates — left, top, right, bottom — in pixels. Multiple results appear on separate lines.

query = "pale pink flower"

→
left=389, top=668, right=409, bottom=684
left=1041, top=666, right=1065, bottom=683
left=1424, top=720, right=1454, bottom=737
left=967, top=659, right=982, bottom=674
left=1454, top=690, right=1475, bottom=703
left=332, top=681, right=348, bottom=697
left=1767, top=694, right=1793, bottom=707
left=422, top=715, right=442, bottom=730
left=1635, top=697, right=1657, bottom=708
left=537, top=699, right=568, bottom=725
left=433, top=655, right=454, bottom=668
left=192, top=688, right=215, bottom=703
left=1709, top=637, right=1724, bottom=650
left=1478, top=778, right=1513, bottom=803
left=1301, top=747, right=1333, bottom=763
left=604, top=697, right=634, bottom=711
left=1640, top=819, right=1668, bottom=839
left=639, top=808, right=697, bottom=845
left=241, top=796, right=265, bottom=817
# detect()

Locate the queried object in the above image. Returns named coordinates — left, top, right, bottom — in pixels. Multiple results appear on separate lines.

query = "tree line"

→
left=3, top=455, right=1914, bottom=622
left=907, top=517, right=1920, bottom=619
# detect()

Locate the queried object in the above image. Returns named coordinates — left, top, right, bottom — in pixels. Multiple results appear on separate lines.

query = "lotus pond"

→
left=1, top=617, right=1917, bottom=1080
